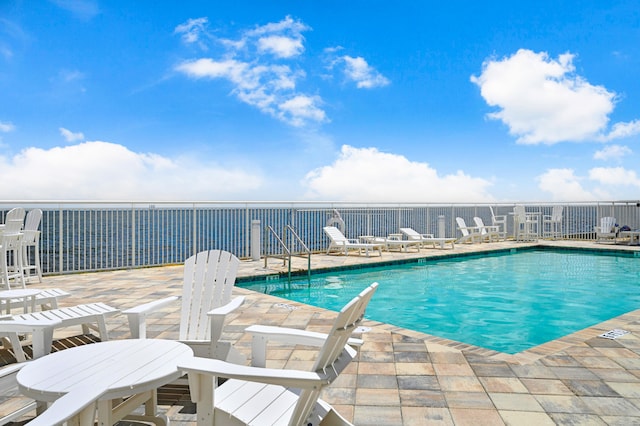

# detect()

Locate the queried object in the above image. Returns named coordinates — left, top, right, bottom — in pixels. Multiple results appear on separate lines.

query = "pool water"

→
left=240, top=249, right=640, bottom=354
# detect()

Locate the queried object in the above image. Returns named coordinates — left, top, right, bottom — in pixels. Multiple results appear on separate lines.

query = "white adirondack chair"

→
left=455, top=217, right=482, bottom=244
left=21, top=208, right=43, bottom=283
left=0, top=219, right=25, bottom=289
left=473, top=217, right=501, bottom=242
left=0, top=363, right=38, bottom=425
left=179, top=282, right=378, bottom=426
left=123, top=249, right=245, bottom=362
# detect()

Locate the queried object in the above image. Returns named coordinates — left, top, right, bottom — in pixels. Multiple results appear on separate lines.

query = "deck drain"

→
left=599, top=329, right=630, bottom=339
left=274, top=303, right=298, bottom=311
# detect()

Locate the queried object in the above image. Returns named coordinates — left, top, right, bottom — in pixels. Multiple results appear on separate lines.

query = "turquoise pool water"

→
left=239, top=249, right=640, bottom=354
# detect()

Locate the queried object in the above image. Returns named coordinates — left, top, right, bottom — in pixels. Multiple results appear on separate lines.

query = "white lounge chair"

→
left=179, top=282, right=378, bottom=426
left=455, top=217, right=482, bottom=244
left=473, top=217, right=501, bottom=242
left=362, top=235, right=421, bottom=252
left=123, top=249, right=246, bottom=362
left=323, top=226, right=383, bottom=256
left=595, top=217, right=618, bottom=243
left=0, top=288, right=70, bottom=313
left=399, top=227, right=456, bottom=249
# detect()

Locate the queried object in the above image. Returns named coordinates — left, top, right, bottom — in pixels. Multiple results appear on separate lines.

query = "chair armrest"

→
left=0, top=318, right=62, bottom=331
left=206, top=296, right=245, bottom=345
left=122, top=296, right=179, bottom=339
left=180, top=357, right=323, bottom=392
left=246, top=325, right=363, bottom=367
left=21, top=386, right=106, bottom=426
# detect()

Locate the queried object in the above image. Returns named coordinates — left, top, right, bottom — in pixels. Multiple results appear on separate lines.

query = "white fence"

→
left=1, top=201, right=639, bottom=275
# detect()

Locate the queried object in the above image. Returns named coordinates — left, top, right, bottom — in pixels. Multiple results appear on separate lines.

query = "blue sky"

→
left=1, top=0, right=639, bottom=201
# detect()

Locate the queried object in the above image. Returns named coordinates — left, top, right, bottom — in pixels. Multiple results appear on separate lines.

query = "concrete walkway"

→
left=4, top=239, right=640, bottom=425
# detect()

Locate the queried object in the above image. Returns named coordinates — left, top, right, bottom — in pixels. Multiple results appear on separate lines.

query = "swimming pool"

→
left=239, top=249, right=640, bottom=354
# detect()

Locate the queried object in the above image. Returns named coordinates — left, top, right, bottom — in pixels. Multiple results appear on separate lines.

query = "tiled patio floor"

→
left=4, top=240, right=640, bottom=425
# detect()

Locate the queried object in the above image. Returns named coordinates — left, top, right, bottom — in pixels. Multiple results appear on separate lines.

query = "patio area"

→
left=3, top=239, right=640, bottom=425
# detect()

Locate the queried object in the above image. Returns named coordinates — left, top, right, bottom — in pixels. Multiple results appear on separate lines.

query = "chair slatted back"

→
left=323, top=226, right=348, bottom=243
left=455, top=217, right=470, bottom=236
left=180, top=250, right=239, bottom=341
left=400, top=228, right=420, bottom=240
left=289, top=282, right=378, bottom=426
left=601, top=216, right=616, bottom=232
left=551, top=206, right=563, bottom=221
left=4, top=208, right=25, bottom=226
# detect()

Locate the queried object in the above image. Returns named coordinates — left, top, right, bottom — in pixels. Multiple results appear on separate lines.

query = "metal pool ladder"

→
left=264, top=225, right=311, bottom=282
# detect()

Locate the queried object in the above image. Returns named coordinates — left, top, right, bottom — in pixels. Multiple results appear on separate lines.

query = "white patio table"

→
left=0, top=288, right=41, bottom=313
left=17, top=339, right=193, bottom=425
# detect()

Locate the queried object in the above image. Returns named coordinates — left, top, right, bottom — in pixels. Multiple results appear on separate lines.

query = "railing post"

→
left=251, top=220, right=261, bottom=261
left=438, top=215, right=445, bottom=238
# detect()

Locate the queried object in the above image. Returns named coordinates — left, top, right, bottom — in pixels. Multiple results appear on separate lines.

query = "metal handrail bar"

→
left=264, top=225, right=291, bottom=270
left=284, top=225, right=311, bottom=280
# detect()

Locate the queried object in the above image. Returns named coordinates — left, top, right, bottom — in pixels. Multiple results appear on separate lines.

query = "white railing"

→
left=1, top=200, right=639, bottom=275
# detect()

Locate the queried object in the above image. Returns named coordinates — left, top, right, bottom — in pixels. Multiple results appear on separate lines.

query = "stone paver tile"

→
left=399, top=390, right=447, bottom=407
left=581, top=396, right=640, bottom=416
left=397, top=375, right=440, bottom=391
left=359, top=350, right=395, bottom=363
left=358, top=361, right=396, bottom=375
left=433, top=362, right=475, bottom=376
left=590, top=367, right=640, bottom=382
left=480, top=377, right=528, bottom=393
left=600, top=415, right=640, bottom=425
left=548, top=366, right=599, bottom=380
left=438, top=375, right=484, bottom=392
left=470, top=363, right=516, bottom=377
left=429, top=351, right=467, bottom=364
left=564, top=379, right=619, bottom=397
left=607, top=381, right=640, bottom=398
left=548, top=413, right=608, bottom=425
left=499, top=410, right=556, bottom=426
left=395, top=362, right=435, bottom=376
left=357, top=374, right=398, bottom=389
left=520, top=378, right=574, bottom=395
left=510, top=364, right=558, bottom=379
left=394, top=351, right=431, bottom=363
left=401, top=407, right=454, bottom=425
left=444, top=391, right=494, bottom=409
left=322, top=386, right=356, bottom=405
left=489, top=392, right=545, bottom=412
left=356, top=388, right=400, bottom=406
left=534, top=395, right=595, bottom=414
left=574, top=356, right=624, bottom=369
left=353, top=405, right=403, bottom=426
left=541, top=355, right=581, bottom=367
left=449, top=408, right=505, bottom=426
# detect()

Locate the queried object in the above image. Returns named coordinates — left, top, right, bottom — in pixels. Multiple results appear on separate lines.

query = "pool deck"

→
left=5, top=239, right=640, bottom=425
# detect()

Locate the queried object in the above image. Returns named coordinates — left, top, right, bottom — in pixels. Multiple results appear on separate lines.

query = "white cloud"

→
left=59, top=127, right=85, bottom=142
left=471, top=49, right=632, bottom=144
left=601, top=119, right=640, bottom=141
left=0, top=141, right=263, bottom=200
left=257, top=35, right=304, bottom=58
left=174, top=17, right=209, bottom=47
left=593, top=144, right=632, bottom=161
left=278, top=95, right=326, bottom=127
left=302, top=145, right=493, bottom=202
left=537, top=169, right=595, bottom=201
left=589, top=167, right=640, bottom=187
left=342, top=56, right=390, bottom=89
left=0, top=121, right=15, bottom=132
